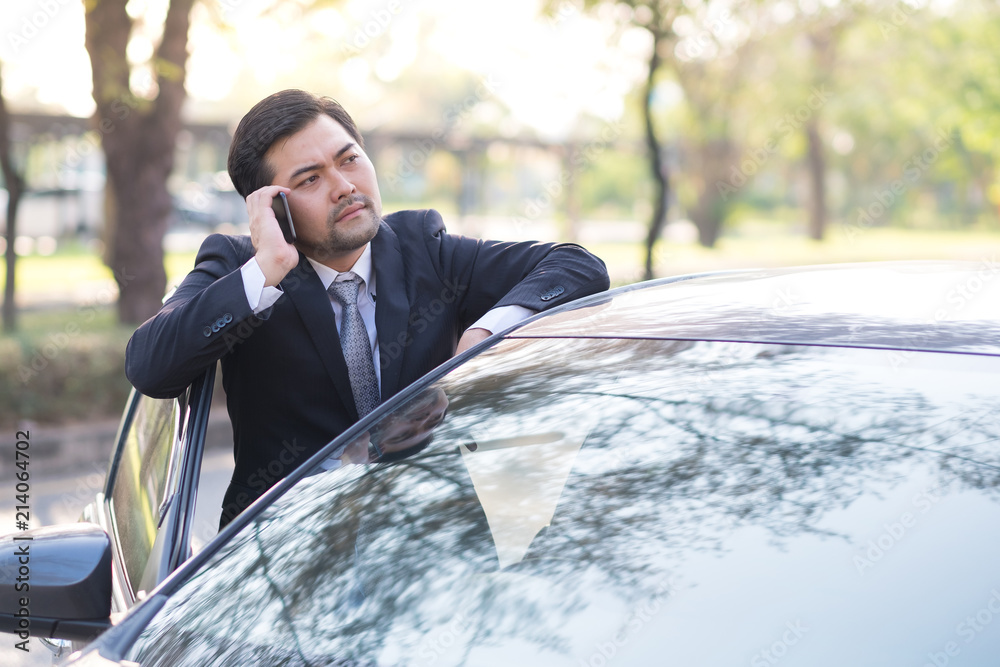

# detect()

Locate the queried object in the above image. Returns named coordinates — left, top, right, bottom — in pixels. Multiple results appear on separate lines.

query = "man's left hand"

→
left=455, top=328, right=492, bottom=356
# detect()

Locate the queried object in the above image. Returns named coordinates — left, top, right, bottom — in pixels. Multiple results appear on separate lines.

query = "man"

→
left=126, top=89, right=609, bottom=526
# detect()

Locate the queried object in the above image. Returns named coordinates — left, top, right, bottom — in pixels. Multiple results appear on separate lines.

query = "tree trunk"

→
left=805, top=118, right=826, bottom=241
left=643, top=34, right=670, bottom=282
left=84, top=0, right=195, bottom=324
left=0, top=64, right=25, bottom=334
left=806, top=26, right=834, bottom=242
left=691, top=197, right=721, bottom=247
left=689, top=139, right=733, bottom=249
left=1, top=180, right=22, bottom=334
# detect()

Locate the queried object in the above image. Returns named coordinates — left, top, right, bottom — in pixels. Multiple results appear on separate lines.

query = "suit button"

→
left=216, top=317, right=226, bottom=328
left=203, top=326, right=212, bottom=337
left=540, top=285, right=565, bottom=301
left=223, top=313, right=233, bottom=323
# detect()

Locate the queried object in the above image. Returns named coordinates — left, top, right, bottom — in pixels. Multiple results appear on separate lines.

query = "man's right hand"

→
left=247, top=185, right=300, bottom=287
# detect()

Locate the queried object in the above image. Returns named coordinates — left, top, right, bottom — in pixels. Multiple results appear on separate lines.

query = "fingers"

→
left=246, top=185, right=298, bottom=286
left=246, top=185, right=291, bottom=250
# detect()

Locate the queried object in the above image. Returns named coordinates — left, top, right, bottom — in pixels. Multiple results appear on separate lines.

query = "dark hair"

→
left=227, top=89, right=364, bottom=198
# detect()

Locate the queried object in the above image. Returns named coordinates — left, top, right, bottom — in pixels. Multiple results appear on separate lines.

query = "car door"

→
left=81, top=365, right=216, bottom=613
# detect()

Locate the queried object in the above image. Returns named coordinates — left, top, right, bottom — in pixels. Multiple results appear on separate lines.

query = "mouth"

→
left=335, top=201, right=367, bottom=223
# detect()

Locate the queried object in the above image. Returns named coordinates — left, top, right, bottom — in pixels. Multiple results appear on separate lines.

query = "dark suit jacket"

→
left=125, top=209, right=609, bottom=523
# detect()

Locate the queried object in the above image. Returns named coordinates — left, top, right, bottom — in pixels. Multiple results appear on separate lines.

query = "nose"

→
left=329, top=167, right=355, bottom=201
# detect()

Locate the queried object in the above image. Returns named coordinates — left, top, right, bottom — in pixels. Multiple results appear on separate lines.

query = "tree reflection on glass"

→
left=129, top=338, right=1000, bottom=666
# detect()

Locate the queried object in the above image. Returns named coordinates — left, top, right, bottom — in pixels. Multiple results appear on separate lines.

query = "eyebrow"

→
left=288, top=143, right=357, bottom=182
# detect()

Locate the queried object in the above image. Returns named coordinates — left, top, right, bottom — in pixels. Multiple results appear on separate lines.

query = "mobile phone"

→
left=271, top=192, right=297, bottom=243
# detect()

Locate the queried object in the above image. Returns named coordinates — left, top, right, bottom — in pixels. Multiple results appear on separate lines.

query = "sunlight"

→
left=0, top=0, right=635, bottom=138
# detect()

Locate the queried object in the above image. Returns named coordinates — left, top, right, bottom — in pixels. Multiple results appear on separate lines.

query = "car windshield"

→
left=127, top=338, right=1000, bottom=666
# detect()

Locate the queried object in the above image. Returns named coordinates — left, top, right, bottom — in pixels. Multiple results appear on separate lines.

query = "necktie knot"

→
left=328, top=274, right=363, bottom=307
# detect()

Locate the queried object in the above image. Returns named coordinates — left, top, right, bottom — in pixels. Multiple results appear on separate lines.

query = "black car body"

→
left=4, top=260, right=1000, bottom=665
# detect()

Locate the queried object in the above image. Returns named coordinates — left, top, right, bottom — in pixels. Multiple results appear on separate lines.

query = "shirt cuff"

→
left=241, top=257, right=284, bottom=314
left=471, top=305, right=536, bottom=336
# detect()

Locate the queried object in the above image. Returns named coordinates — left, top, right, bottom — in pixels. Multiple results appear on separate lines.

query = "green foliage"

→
left=0, top=311, right=133, bottom=426
left=577, top=151, right=652, bottom=217
left=562, top=0, right=1000, bottom=239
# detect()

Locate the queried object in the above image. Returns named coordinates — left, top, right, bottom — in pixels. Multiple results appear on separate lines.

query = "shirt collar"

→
left=307, top=243, right=375, bottom=297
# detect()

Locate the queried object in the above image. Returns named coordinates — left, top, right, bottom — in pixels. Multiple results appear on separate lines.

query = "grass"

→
left=593, top=225, right=1000, bottom=286
left=1, top=250, right=199, bottom=313
left=7, top=304, right=123, bottom=337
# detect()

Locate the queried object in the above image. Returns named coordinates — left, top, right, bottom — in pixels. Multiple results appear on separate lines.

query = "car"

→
left=4, top=260, right=1000, bottom=666
left=0, top=364, right=221, bottom=657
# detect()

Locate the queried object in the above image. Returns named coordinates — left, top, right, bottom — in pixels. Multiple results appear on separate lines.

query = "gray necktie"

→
left=328, top=275, right=380, bottom=417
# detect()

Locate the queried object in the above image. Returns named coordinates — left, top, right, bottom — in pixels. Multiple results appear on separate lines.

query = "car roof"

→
left=511, top=260, right=1000, bottom=356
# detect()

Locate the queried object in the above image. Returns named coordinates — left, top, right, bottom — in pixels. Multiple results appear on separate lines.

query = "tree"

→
left=633, top=3, right=676, bottom=278
left=0, top=62, right=26, bottom=333
left=550, top=1, right=771, bottom=275
left=84, top=0, right=196, bottom=323
left=803, top=25, right=836, bottom=241
left=918, top=2, right=1000, bottom=226
left=636, top=1, right=774, bottom=252
left=671, top=14, right=758, bottom=249
left=792, top=1, right=871, bottom=240
left=543, top=1, right=679, bottom=279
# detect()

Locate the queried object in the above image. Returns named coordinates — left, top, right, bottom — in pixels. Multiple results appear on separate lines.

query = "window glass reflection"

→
left=128, top=340, right=1000, bottom=666
left=109, top=395, right=178, bottom=596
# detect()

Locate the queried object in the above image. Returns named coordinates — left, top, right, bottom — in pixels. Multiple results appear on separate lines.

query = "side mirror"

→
left=0, top=523, right=113, bottom=643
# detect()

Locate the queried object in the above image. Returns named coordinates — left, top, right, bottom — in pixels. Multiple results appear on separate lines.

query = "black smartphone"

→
left=271, top=192, right=297, bottom=243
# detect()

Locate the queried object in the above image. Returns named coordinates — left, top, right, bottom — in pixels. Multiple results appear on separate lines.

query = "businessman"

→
left=126, top=89, right=609, bottom=526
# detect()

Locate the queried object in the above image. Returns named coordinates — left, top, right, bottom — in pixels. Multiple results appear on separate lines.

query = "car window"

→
left=126, top=339, right=1000, bottom=666
left=108, top=393, right=180, bottom=596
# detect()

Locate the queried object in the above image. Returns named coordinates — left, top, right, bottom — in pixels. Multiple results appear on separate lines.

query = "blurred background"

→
left=0, top=0, right=998, bottom=661
left=1, top=0, right=999, bottom=473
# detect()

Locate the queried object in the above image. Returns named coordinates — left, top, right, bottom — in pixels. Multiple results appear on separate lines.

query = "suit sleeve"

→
left=125, top=234, right=258, bottom=398
left=417, top=210, right=610, bottom=327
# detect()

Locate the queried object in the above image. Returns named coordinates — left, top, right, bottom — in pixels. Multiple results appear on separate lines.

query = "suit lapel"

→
left=282, top=255, right=360, bottom=420
left=372, top=222, right=410, bottom=400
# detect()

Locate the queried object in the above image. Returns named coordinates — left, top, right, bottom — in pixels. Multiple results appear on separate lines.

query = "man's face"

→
left=265, top=114, right=383, bottom=269
left=336, top=389, right=449, bottom=466
left=375, top=388, right=449, bottom=455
